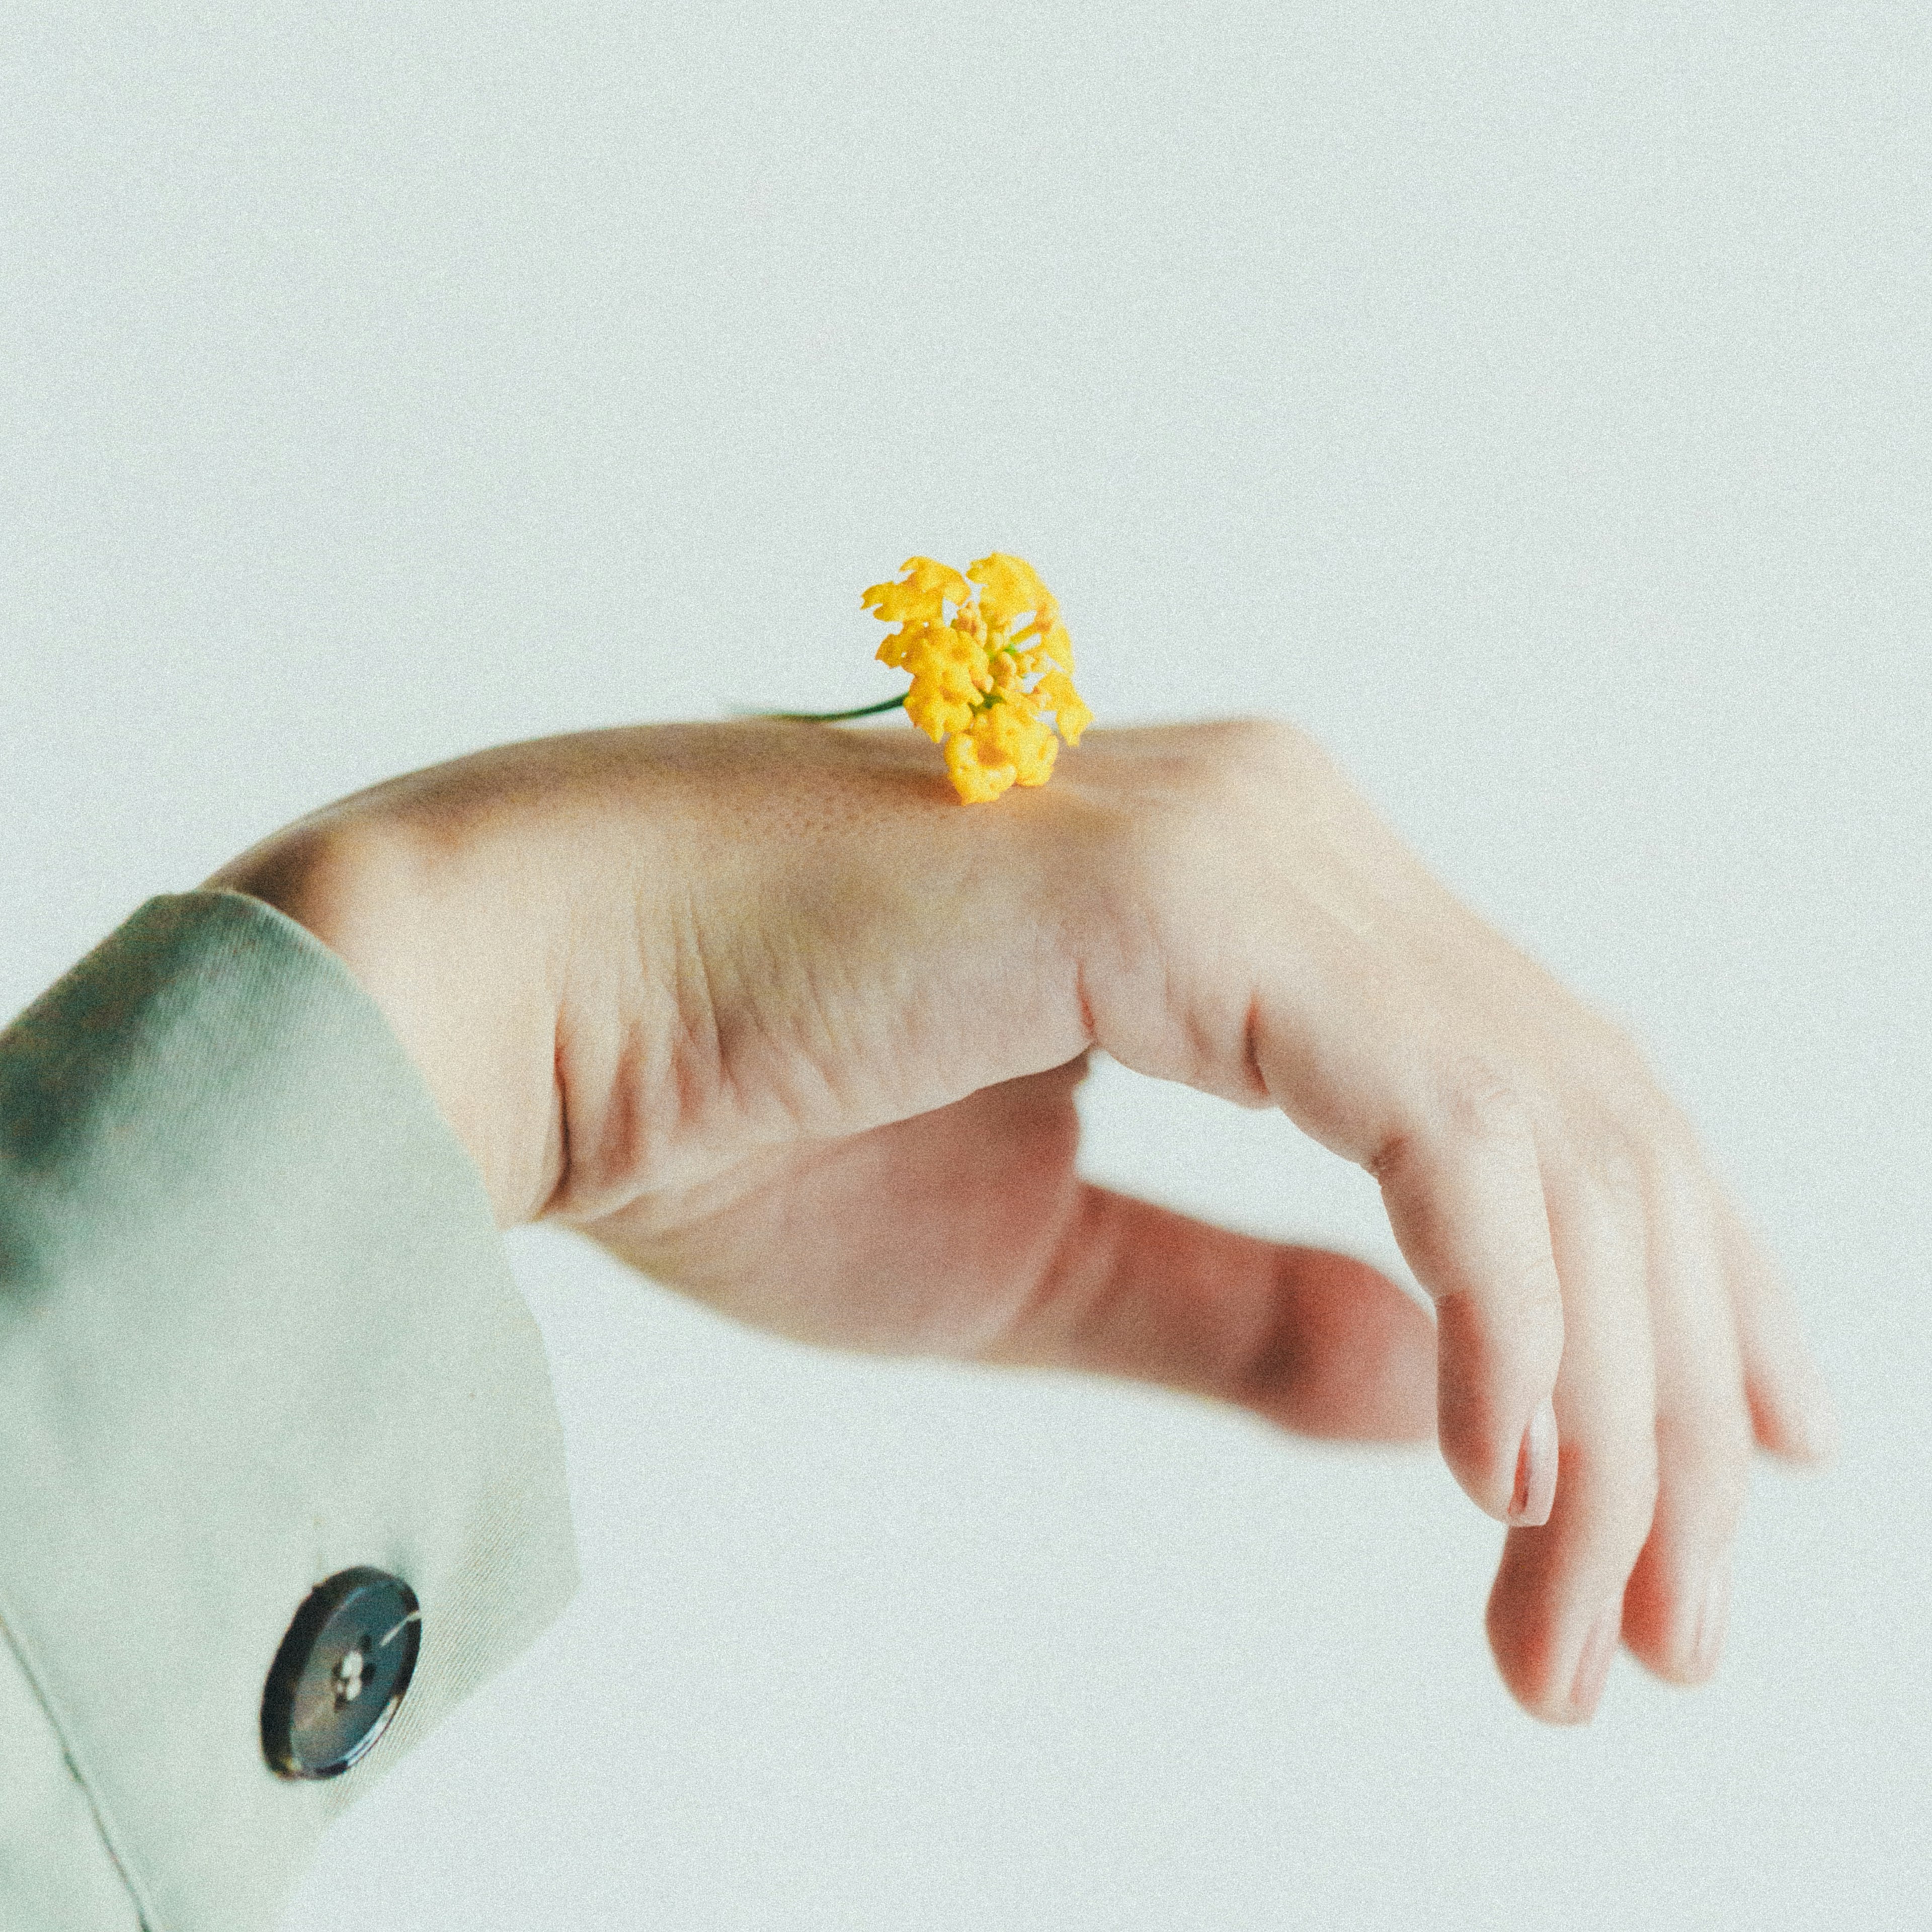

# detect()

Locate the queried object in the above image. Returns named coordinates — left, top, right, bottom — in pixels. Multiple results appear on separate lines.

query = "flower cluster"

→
left=862, top=553, right=1093, bottom=803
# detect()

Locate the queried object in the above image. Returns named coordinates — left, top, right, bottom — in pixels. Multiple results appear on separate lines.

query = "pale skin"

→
left=206, top=716, right=1834, bottom=1723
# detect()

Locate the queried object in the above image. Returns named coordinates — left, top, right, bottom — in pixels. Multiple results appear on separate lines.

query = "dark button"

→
left=261, top=1567, right=421, bottom=1780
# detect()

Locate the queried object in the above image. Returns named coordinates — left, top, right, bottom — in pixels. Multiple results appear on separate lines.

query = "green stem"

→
left=748, top=693, right=908, bottom=722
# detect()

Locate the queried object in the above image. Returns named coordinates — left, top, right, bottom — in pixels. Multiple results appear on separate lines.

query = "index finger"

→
left=1372, top=1083, right=1566, bottom=1525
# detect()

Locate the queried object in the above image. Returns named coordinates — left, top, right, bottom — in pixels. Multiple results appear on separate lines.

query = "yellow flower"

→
left=860, top=552, right=1091, bottom=803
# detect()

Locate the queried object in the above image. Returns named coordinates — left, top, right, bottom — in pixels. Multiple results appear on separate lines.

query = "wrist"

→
left=205, top=813, right=566, bottom=1228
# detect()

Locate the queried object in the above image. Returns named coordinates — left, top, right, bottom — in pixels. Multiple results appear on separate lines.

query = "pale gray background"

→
left=4, top=3, right=1927, bottom=1927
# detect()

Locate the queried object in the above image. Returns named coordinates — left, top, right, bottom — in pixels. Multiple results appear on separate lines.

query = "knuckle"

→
left=1375, top=1058, right=1543, bottom=1183
left=1639, top=1095, right=1699, bottom=1161
left=1611, top=1122, right=1713, bottom=1240
left=1177, top=716, right=1326, bottom=827
left=1648, top=1134, right=1715, bottom=1228
left=1565, top=1112, right=1652, bottom=1211
left=1105, top=717, right=1320, bottom=915
left=1655, top=1406, right=1754, bottom=1524
left=1564, top=1430, right=1662, bottom=1560
left=1374, top=1052, right=1532, bottom=1161
left=1574, top=996, right=1651, bottom=1074
left=1506, top=1253, right=1566, bottom=1324
left=1435, top=1060, right=1535, bottom=1146
left=1580, top=1011, right=1681, bottom=1131
left=1433, top=1255, right=1563, bottom=1333
left=1206, top=713, right=1316, bottom=772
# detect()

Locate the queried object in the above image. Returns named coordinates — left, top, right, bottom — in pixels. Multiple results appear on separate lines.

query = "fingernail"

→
left=1509, top=1397, right=1559, bottom=1526
left=1570, top=1604, right=1620, bottom=1719
left=1692, top=1556, right=1732, bottom=1680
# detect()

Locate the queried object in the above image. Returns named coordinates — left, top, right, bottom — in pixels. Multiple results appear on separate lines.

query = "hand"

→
left=207, top=717, right=1835, bottom=1722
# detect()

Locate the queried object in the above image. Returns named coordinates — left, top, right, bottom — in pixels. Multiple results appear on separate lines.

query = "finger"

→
left=1620, top=1156, right=1752, bottom=1684
left=1710, top=1188, right=1838, bottom=1463
left=984, top=1185, right=1437, bottom=1443
left=1485, top=1160, right=1657, bottom=1723
left=1372, top=1089, right=1566, bottom=1523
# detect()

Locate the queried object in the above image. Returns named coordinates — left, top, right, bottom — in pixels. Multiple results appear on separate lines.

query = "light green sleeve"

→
left=0, top=892, right=580, bottom=1932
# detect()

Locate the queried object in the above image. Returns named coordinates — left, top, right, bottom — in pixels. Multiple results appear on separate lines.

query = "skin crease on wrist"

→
left=204, top=715, right=1836, bottom=1726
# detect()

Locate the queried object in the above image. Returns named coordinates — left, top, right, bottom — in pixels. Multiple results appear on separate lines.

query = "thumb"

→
left=982, top=1185, right=1437, bottom=1443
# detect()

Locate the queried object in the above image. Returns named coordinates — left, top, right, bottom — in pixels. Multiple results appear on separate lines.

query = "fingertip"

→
left=1716, top=1190, right=1837, bottom=1466
left=1749, top=1373, right=1840, bottom=1467
left=1621, top=1551, right=1728, bottom=1687
left=1485, top=1574, right=1619, bottom=1725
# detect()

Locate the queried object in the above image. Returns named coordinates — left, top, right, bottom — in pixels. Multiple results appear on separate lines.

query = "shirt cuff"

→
left=0, top=892, right=579, bottom=1932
